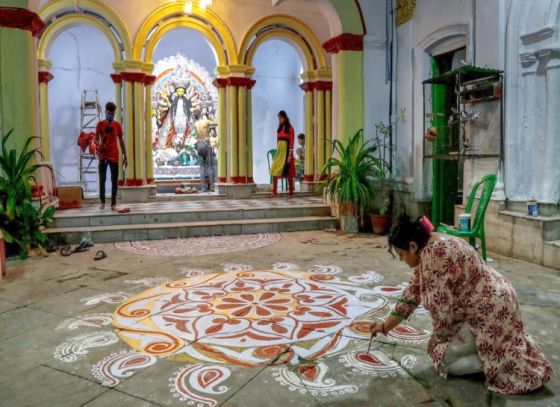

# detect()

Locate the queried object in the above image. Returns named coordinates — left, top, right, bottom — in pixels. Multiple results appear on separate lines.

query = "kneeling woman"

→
left=369, top=216, right=553, bottom=394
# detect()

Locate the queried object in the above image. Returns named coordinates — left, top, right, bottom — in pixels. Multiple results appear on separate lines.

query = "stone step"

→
left=544, top=240, right=560, bottom=270
left=45, top=216, right=339, bottom=244
left=498, top=210, right=560, bottom=241
left=52, top=204, right=331, bottom=228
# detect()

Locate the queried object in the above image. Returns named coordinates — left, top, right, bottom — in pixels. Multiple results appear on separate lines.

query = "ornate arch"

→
left=238, top=15, right=328, bottom=70
left=38, top=0, right=133, bottom=61
left=326, top=0, right=366, bottom=35
left=134, top=3, right=236, bottom=66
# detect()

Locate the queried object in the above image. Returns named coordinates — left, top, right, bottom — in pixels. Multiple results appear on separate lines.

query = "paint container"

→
left=527, top=199, right=538, bottom=217
left=458, top=214, right=471, bottom=232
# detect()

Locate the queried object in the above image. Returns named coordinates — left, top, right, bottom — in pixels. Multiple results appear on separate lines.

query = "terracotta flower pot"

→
left=370, top=214, right=390, bottom=235
left=339, top=203, right=357, bottom=216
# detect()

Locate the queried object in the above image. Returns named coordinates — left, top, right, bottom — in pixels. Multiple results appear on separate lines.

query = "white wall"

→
left=360, top=0, right=391, bottom=141
left=48, top=25, right=114, bottom=191
left=505, top=0, right=560, bottom=204
left=390, top=0, right=513, bottom=205
left=251, top=40, right=304, bottom=185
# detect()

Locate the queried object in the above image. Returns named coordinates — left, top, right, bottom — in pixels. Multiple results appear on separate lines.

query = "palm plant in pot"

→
left=0, top=130, right=56, bottom=259
left=370, top=122, right=394, bottom=234
left=322, top=129, right=377, bottom=233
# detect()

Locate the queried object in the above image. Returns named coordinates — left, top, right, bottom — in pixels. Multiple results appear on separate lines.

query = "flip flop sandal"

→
left=60, top=246, right=72, bottom=256
left=72, top=243, right=90, bottom=253
left=299, top=237, right=318, bottom=244
left=117, top=208, right=130, bottom=214
left=94, top=250, right=107, bottom=261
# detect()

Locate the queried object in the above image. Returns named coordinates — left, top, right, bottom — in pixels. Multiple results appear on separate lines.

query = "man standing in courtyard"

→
left=94, top=102, right=127, bottom=210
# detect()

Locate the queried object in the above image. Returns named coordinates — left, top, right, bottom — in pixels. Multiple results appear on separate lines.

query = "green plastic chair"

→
left=436, top=174, right=497, bottom=261
left=266, top=148, right=286, bottom=190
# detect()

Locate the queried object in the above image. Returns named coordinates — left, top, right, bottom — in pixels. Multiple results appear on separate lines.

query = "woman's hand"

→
left=368, top=320, right=386, bottom=336
left=287, top=155, right=293, bottom=165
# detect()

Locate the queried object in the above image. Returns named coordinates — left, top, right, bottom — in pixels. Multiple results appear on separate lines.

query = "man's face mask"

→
left=106, top=112, right=115, bottom=122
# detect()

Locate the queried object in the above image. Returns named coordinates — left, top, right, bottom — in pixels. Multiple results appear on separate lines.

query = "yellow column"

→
left=227, top=83, right=238, bottom=182
left=38, top=71, right=53, bottom=161
left=325, top=87, right=332, bottom=157
left=111, top=73, right=124, bottom=183
left=316, top=88, right=325, bottom=177
left=238, top=84, right=247, bottom=181
left=247, top=83, right=254, bottom=183
left=145, top=75, right=155, bottom=183
left=123, top=80, right=135, bottom=183
left=217, top=85, right=227, bottom=182
left=303, top=86, right=314, bottom=181
left=133, top=81, right=145, bottom=183
left=337, top=51, right=363, bottom=144
left=114, top=84, right=122, bottom=124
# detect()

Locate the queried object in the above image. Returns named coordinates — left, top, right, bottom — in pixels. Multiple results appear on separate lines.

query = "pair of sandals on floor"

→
left=60, top=241, right=107, bottom=261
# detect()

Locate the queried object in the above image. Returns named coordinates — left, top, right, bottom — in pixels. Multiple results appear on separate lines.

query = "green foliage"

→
left=322, top=129, right=378, bottom=218
left=0, top=130, right=55, bottom=259
left=372, top=122, right=395, bottom=215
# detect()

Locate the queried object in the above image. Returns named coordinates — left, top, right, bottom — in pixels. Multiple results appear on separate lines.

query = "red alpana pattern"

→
left=114, top=271, right=382, bottom=367
left=394, top=237, right=553, bottom=394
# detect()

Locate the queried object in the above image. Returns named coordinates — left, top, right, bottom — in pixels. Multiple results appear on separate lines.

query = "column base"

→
left=216, top=183, right=256, bottom=198
left=300, top=181, right=323, bottom=193
left=119, top=185, right=152, bottom=203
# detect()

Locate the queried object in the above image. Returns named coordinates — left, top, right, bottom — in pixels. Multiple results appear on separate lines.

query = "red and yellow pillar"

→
left=299, top=71, right=333, bottom=189
left=213, top=66, right=256, bottom=190
left=38, top=66, right=54, bottom=161
left=0, top=7, right=43, bottom=153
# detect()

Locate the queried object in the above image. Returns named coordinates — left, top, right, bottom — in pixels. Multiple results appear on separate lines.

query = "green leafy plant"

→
left=322, top=129, right=378, bottom=220
left=371, top=122, right=394, bottom=215
left=0, top=130, right=56, bottom=258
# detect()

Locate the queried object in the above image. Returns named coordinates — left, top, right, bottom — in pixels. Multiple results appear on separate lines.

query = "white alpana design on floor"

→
left=272, top=262, right=301, bottom=271
left=272, top=362, right=358, bottom=396
left=91, top=350, right=157, bottom=387
left=113, top=270, right=387, bottom=366
left=170, top=364, right=231, bottom=406
left=124, top=277, right=173, bottom=287
left=55, top=313, right=113, bottom=330
left=50, top=262, right=434, bottom=401
left=181, top=268, right=213, bottom=277
left=307, top=265, right=342, bottom=275
left=221, top=263, right=253, bottom=272
left=81, top=292, right=130, bottom=305
left=348, top=270, right=384, bottom=284
left=115, top=233, right=281, bottom=257
left=53, top=331, right=119, bottom=362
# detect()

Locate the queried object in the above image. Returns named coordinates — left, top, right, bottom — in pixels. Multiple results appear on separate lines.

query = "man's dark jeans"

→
left=99, top=159, right=119, bottom=205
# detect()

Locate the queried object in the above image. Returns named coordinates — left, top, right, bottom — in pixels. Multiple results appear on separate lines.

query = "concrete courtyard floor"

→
left=0, top=231, right=558, bottom=407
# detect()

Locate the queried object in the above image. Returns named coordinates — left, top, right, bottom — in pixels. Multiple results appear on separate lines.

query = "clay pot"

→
left=370, top=214, right=390, bottom=235
left=493, top=83, right=502, bottom=98
left=339, top=203, right=357, bottom=216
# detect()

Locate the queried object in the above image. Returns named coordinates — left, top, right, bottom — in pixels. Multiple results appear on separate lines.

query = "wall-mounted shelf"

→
left=422, top=65, right=504, bottom=162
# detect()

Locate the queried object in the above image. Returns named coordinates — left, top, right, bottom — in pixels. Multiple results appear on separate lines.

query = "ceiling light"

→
left=184, top=0, right=192, bottom=14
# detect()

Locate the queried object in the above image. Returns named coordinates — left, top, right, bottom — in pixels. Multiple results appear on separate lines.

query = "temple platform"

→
left=45, top=194, right=338, bottom=244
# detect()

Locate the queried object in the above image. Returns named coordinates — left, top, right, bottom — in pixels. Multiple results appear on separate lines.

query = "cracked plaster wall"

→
left=48, top=24, right=114, bottom=189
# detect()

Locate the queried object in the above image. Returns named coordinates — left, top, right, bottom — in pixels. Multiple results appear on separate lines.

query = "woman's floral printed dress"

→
left=393, top=237, right=553, bottom=394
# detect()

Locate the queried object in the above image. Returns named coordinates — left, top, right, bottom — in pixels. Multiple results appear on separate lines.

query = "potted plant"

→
left=370, top=122, right=394, bottom=234
left=322, top=129, right=377, bottom=233
left=0, top=130, right=56, bottom=259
